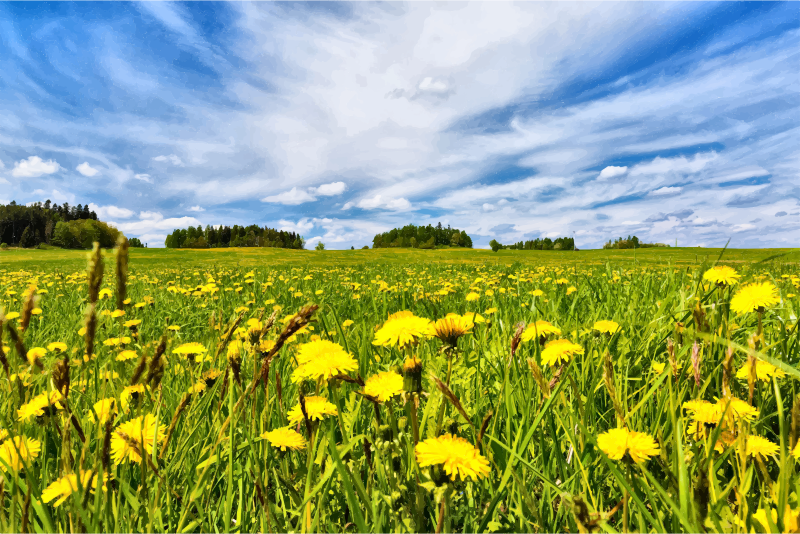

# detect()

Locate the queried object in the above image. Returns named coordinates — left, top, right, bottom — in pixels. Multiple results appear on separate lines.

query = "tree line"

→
left=602, top=235, right=669, bottom=249
left=489, top=236, right=575, bottom=252
left=0, top=200, right=123, bottom=249
left=164, top=224, right=305, bottom=249
left=372, top=223, right=473, bottom=249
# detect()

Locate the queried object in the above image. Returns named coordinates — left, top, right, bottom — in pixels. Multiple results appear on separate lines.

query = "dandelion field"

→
left=1, top=243, right=800, bottom=533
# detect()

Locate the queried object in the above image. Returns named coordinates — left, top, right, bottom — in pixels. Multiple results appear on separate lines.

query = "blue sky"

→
left=0, top=1, right=798, bottom=249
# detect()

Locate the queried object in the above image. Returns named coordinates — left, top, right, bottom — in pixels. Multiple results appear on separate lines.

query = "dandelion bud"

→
left=115, top=235, right=129, bottom=312
left=227, top=343, right=242, bottom=386
left=52, top=355, right=70, bottom=398
left=20, top=285, right=39, bottom=332
left=791, top=394, right=800, bottom=450
left=691, top=341, right=702, bottom=388
left=86, top=243, right=104, bottom=305
left=666, top=338, right=677, bottom=378
left=722, top=346, right=734, bottom=398
left=403, top=356, right=423, bottom=394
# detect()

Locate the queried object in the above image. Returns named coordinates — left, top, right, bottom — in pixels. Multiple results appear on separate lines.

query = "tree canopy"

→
left=0, top=200, right=119, bottom=249
left=165, top=224, right=305, bottom=249
left=372, top=223, right=472, bottom=249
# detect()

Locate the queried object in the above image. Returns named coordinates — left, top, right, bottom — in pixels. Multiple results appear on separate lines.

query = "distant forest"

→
left=489, top=236, right=575, bottom=252
left=0, top=200, right=121, bottom=249
left=165, top=224, right=305, bottom=249
left=372, top=223, right=473, bottom=249
left=603, top=235, right=669, bottom=249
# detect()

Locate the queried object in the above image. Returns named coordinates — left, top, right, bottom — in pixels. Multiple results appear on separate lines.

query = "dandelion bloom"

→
left=593, top=320, right=621, bottom=334
left=116, top=350, right=138, bottom=362
left=111, top=414, right=165, bottom=464
left=752, top=506, right=800, bottom=533
left=703, top=266, right=740, bottom=287
left=651, top=361, right=666, bottom=374
left=26, top=347, right=47, bottom=366
left=120, top=384, right=148, bottom=412
left=433, top=315, right=473, bottom=347
left=342, top=319, right=354, bottom=328
left=4, top=312, right=20, bottom=321
left=531, top=289, right=545, bottom=297
left=87, top=398, right=117, bottom=424
left=717, top=397, right=760, bottom=424
left=596, top=428, right=659, bottom=463
left=372, top=311, right=433, bottom=349
left=18, top=391, right=63, bottom=421
left=261, top=427, right=307, bottom=452
left=736, top=359, right=785, bottom=382
left=731, top=282, right=780, bottom=314
left=465, top=292, right=480, bottom=301
left=173, top=342, right=207, bottom=356
left=362, top=371, right=404, bottom=402
left=415, top=434, right=490, bottom=481
left=521, top=321, right=562, bottom=342
left=292, top=339, right=357, bottom=383
left=123, top=319, right=142, bottom=329
left=41, top=470, right=108, bottom=507
left=47, top=342, right=68, bottom=353
left=540, top=339, right=584, bottom=367
left=287, top=396, right=338, bottom=425
left=462, top=312, right=486, bottom=325
left=0, top=436, right=41, bottom=472
left=745, top=435, right=779, bottom=459
left=110, top=309, right=125, bottom=318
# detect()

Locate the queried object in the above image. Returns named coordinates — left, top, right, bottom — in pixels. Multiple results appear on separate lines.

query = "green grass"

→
left=0, top=245, right=799, bottom=533
left=2, top=245, right=799, bottom=270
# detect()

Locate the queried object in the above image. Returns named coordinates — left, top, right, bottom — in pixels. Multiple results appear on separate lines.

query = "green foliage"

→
left=373, top=222, right=472, bottom=249
left=492, top=236, right=576, bottom=250
left=51, top=219, right=120, bottom=249
left=165, top=224, right=304, bottom=249
left=489, top=239, right=502, bottom=252
left=315, top=241, right=326, bottom=251
left=603, top=235, right=669, bottom=249
left=0, top=199, right=98, bottom=247
left=128, top=237, right=145, bottom=248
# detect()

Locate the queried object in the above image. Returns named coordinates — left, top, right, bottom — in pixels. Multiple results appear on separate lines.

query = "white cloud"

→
left=649, top=186, right=683, bottom=196
left=111, top=214, right=201, bottom=235
left=76, top=162, right=100, bottom=177
left=314, top=181, right=347, bottom=196
left=12, top=156, right=62, bottom=178
left=139, top=211, right=164, bottom=221
left=136, top=233, right=166, bottom=247
left=0, top=159, right=4, bottom=169
left=88, top=203, right=135, bottom=219
left=153, top=154, right=183, bottom=166
left=732, top=223, right=756, bottom=233
left=278, top=218, right=314, bottom=234
left=134, top=173, right=152, bottom=183
left=630, top=152, right=717, bottom=177
left=597, top=165, right=628, bottom=180
left=188, top=205, right=205, bottom=212
left=386, top=198, right=412, bottom=210
left=357, top=195, right=384, bottom=209
left=262, top=187, right=317, bottom=205
left=30, top=189, right=75, bottom=204
left=482, top=203, right=495, bottom=212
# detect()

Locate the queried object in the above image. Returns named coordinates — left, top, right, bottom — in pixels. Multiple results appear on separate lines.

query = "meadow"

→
left=1, top=243, right=799, bottom=533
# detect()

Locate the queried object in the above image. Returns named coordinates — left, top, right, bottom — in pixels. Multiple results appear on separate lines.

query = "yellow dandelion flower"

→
left=116, top=350, right=138, bottom=362
left=110, top=309, right=125, bottom=318
left=173, top=342, right=207, bottom=356
left=167, top=325, right=181, bottom=331
left=462, top=312, right=486, bottom=325
left=18, top=391, right=63, bottom=421
left=0, top=436, right=41, bottom=473
left=342, top=319, right=354, bottom=328
left=292, top=339, right=357, bottom=383
left=287, top=396, right=338, bottom=425
left=4, top=312, right=20, bottom=321
left=98, top=288, right=113, bottom=299
left=415, top=434, right=490, bottom=481
left=362, top=371, right=404, bottom=402
left=123, top=319, right=142, bottom=329
left=521, top=321, right=562, bottom=342
left=433, top=315, right=473, bottom=346
left=652, top=361, right=666, bottom=374
left=372, top=311, right=433, bottom=349
left=41, top=470, right=108, bottom=507
left=47, top=342, right=68, bottom=353
left=717, top=397, right=759, bottom=424
left=26, top=346, right=47, bottom=366
left=745, top=435, right=779, bottom=459
left=110, top=414, right=165, bottom=464
left=752, top=506, right=800, bottom=534
left=736, top=359, right=785, bottom=382
left=540, top=338, right=584, bottom=367
left=465, top=292, right=480, bottom=301
left=87, top=398, right=117, bottom=424
left=261, top=427, right=307, bottom=451
left=120, top=384, right=147, bottom=412
left=731, top=281, right=780, bottom=314
left=593, top=320, right=621, bottom=334
left=596, top=427, right=659, bottom=463
left=531, top=289, right=544, bottom=297
left=703, top=265, right=740, bottom=287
